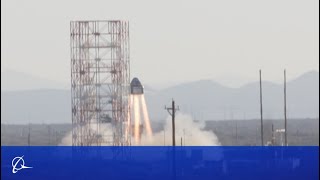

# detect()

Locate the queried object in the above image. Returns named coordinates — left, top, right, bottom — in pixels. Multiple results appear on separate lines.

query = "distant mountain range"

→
left=146, top=71, right=319, bottom=121
left=1, top=71, right=319, bottom=124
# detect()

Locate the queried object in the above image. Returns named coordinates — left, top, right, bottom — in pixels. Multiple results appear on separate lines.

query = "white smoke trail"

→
left=140, top=95, right=153, bottom=137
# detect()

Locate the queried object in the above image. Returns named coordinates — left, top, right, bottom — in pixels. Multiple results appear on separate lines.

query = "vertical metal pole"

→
left=28, top=124, right=31, bottom=146
left=284, top=69, right=287, bottom=146
left=56, top=131, right=58, bottom=145
left=256, top=127, right=258, bottom=145
left=172, top=100, right=176, bottom=146
left=271, top=124, right=274, bottom=145
left=259, top=70, right=264, bottom=146
left=48, top=125, right=51, bottom=146
left=235, top=121, right=238, bottom=145
left=165, top=99, right=179, bottom=180
left=183, top=129, right=185, bottom=146
left=172, top=100, right=176, bottom=180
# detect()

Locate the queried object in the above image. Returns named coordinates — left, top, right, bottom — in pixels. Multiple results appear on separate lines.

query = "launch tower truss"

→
left=70, top=20, right=130, bottom=146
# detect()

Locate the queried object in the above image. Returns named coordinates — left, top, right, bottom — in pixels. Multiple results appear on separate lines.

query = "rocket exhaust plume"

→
left=130, top=77, right=154, bottom=145
left=140, top=95, right=153, bottom=137
left=133, top=95, right=141, bottom=144
left=125, top=95, right=134, bottom=142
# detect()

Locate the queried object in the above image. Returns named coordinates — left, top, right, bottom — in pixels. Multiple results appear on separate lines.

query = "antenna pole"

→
left=259, top=70, right=264, bottom=146
left=236, top=121, right=238, bottom=145
left=271, top=124, right=274, bottom=145
left=284, top=69, right=287, bottom=146
left=28, top=123, right=31, bottom=146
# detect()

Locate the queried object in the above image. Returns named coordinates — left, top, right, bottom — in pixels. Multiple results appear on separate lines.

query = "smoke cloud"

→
left=59, top=123, right=114, bottom=146
left=60, top=114, right=220, bottom=146
left=140, top=113, right=221, bottom=146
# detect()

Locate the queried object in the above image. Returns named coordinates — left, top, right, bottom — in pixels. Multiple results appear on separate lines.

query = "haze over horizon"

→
left=1, top=70, right=318, bottom=124
left=1, top=69, right=319, bottom=91
left=2, top=0, right=319, bottom=88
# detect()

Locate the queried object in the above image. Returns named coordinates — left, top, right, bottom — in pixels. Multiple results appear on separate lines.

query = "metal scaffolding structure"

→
left=70, top=20, right=130, bottom=146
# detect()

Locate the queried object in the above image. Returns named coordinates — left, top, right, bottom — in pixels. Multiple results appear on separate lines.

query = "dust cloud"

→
left=140, top=113, right=221, bottom=146
left=60, top=114, right=220, bottom=146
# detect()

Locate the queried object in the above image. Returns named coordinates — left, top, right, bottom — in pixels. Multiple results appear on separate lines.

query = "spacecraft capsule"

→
left=130, top=77, right=144, bottom=94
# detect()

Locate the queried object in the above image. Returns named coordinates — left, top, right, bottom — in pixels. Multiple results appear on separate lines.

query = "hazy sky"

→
left=1, top=0, right=319, bottom=88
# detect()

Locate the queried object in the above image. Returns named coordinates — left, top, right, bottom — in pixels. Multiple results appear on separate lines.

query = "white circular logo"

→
left=12, top=156, right=33, bottom=174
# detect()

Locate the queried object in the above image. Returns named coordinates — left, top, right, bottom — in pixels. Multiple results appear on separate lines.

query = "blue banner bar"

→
left=1, top=146, right=318, bottom=180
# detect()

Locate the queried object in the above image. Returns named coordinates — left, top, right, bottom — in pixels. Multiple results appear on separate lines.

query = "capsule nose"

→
left=130, top=77, right=144, bottom=94
left=131, top=77, right=142, bottom=86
